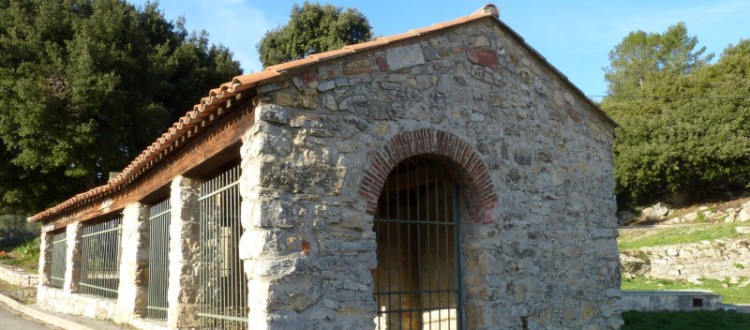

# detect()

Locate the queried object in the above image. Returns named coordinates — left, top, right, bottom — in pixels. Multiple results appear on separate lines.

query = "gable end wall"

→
left=241, top=19, right=622, bottom=329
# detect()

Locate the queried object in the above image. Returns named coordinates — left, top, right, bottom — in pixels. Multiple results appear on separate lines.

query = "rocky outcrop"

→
left=641, top=203, right=672, bottom=222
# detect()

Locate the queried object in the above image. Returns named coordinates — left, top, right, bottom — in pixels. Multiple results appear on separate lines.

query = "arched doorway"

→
left=373, top=155, right=462, bottom=329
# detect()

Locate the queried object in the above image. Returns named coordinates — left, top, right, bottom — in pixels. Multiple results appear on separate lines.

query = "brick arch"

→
left=359, top=128, right=498, bottom=223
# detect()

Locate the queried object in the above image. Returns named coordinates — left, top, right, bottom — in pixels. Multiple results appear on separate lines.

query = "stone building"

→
left=30, top=5, right=623, bottom=329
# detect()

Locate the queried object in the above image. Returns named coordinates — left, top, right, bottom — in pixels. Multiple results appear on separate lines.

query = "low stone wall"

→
left=36, top=286, right=169, bottom=330
left=642, top=239, right=750, bottom=280
left=0, top=263, right=38, bottom=287
left=620, top=290, right=723, bottom=312
left=37, top=286, right=118, bottom=321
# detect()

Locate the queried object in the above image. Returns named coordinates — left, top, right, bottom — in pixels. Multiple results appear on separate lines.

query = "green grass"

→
left=0, top=237, right=40, bottom=274
left=623, top=276, right=750, bottom=304
left=618, top=222, right=748, bottom=250
left=622, top=310, right=750, bottom=330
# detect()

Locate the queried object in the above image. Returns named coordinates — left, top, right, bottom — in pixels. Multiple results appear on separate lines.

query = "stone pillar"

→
left=64, top=221, right=82, bottom=293
left=167, top=176, right=201, bottom=329
left=116, top=202, right=150, bottom=321
left=238, top=112, right=379, bottom=329
left=240, top=121, right=271, bottom=328
left=37, top=225, right=54, bottom=288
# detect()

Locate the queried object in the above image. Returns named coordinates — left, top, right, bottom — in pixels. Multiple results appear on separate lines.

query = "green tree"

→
left=604, top=22, right=712, bottom=99
left=602, top=34, right=750, bottom=205
left=0, top=0, right=242, bottom=214
left=257, top=2, right=372, bottom=68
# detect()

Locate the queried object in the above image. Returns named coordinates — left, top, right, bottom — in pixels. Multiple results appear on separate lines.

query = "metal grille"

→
left=50, top=232, right=67, bottom=288
left=147, top=199, right=171, bottom=320
left=373, top=156, right=462, bottom=330
left=198, top=165, right=248, bottom=328
left=80, top=217, right=122, bottom=299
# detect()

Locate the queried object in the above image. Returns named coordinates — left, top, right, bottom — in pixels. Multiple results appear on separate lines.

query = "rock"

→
left=736, top=227, right=750, bottom=235
left=683, top=211, right=699, bottom=222
left=617, top=211, right=637, bottom=225
left=737, top=202, right=750, bottom=222
left=619, top=254, right=650, bottom=276
left=343, top=59, right=378, bottom=75
left=467, top=47, right=498, bottom=68
left=664, top=217, right=683, bottom=224
left=641, top=202, right=672, bottom=221
left=385, top=44, right=426, bottom=71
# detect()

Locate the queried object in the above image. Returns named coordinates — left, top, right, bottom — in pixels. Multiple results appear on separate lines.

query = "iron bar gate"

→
left=373, top=156, right=462, bottom=330
left=50, top=232, right=67, bottom=288
left=198, top=165, right=248, bottom=329
left=79, top=217, right=122, bottom=299
left=147, top=199, right=171, bottom=320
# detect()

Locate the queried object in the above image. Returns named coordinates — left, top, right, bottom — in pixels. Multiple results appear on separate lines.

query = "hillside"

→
left=618, top=193, right=750, bottom=304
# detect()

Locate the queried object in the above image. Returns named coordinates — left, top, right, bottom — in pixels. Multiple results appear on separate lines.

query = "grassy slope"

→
left=619, top=197, right=750, bottom=306
left=618, top=222, right=748, bottom=251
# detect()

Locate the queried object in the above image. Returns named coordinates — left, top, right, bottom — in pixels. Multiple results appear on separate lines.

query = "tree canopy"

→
left=257, top=2, right=372, bottom=68
left=602, top=24, right=750, bottom=206
left=0, top=0, right=241, bottom=214
left=604, top=22, right=713, bottom=99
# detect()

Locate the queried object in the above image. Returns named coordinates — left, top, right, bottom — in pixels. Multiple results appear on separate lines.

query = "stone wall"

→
left=0, top=264, right=38, bottom=288
left=620, top=290, right=723, bottom=312
left=241, top=18, right=621, bottom=329
left=37, top=285, right=118, bottom=320
left=633, top=239, right=750, bottom=280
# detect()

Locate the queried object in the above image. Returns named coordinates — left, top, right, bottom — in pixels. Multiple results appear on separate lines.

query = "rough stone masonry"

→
left=239, top=17, right=622, bottom=329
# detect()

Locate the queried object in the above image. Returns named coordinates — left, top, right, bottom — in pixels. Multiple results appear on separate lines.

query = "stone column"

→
left=64, top=221, right=82, bottom=293
left=167, top=176, right=201, bottom=329
left=240, top=121, right=271, bottom=329
left=37, top=225, right=53, bottom=288
left=116, top=202, right=150, bottom=321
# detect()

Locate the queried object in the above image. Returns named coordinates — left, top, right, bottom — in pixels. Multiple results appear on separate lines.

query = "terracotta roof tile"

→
left=29, top=4, right=613, bottom=223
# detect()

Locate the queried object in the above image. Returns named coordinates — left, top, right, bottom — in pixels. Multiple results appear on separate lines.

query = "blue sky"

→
left=129, top=0, right=750, bottom=100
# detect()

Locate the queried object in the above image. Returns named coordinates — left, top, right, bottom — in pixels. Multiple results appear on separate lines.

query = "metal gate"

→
left=147, top=199, right=171, bottom=320
left=373, top=156, right=462, bottom=329
left=198, top=165, right=248, bottom=329
left=79, top=217, right=122, bottom=299
left=50, top=232, right=67, bottom=288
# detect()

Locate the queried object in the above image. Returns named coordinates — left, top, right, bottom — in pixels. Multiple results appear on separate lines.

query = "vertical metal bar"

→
left=428, top=164, right=434, bottom=329
left=444, top=178, right=451, bottom=330
left=453, top=184, right=462, bottom=330
left=435, top=168, right=441, bottom=328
